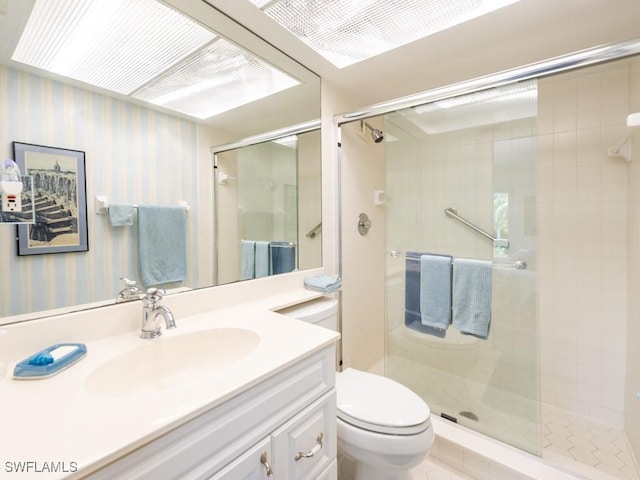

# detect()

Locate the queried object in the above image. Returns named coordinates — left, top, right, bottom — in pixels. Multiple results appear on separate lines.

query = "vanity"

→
left=0, top=275, right=339, bottom=479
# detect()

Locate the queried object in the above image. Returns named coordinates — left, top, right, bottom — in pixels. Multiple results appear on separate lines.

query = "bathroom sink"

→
left=85, top=328, right=261, bottom=396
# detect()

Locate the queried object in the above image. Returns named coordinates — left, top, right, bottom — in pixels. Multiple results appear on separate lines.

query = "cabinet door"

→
left=207, top=437, right=273, bottom=480
left=272, top=390, right=336, bottom=480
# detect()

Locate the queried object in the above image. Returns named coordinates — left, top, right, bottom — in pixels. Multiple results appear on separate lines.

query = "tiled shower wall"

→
left=339, top=119, right=386, bottom=373
left=537, top=58, right=634, bottom=428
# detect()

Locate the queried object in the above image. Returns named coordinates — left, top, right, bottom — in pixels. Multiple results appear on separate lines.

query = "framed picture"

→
left=13, top=142, right=88, bottom=255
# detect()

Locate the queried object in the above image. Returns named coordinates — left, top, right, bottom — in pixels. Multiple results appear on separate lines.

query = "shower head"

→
left=363, top=121, right=384, bottom=143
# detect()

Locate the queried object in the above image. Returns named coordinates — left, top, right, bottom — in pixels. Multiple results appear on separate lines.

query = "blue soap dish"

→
left=13, top=343, right=87, bottom=380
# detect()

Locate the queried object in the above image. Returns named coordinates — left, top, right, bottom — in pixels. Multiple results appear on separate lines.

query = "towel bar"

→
left=402, top=251, right=526, bottom=270
left=95, top=195, right=189, bottom=214
left=444, top=207, right=509, bottom=248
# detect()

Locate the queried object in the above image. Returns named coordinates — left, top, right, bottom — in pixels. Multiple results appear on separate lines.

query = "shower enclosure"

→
left=339, top=47, right=640, bottom=479
left=383, top=79, right=540, bottom=454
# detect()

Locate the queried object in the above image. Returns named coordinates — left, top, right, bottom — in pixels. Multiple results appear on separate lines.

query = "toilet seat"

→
left=336, top=368, right=431, bottom=436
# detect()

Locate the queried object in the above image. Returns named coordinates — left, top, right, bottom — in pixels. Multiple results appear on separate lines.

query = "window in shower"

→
left=493, top=192, right=509, bottom=257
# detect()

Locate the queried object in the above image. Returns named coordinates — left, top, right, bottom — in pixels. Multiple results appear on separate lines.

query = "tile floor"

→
left=412, top=456, right=474, bottom=480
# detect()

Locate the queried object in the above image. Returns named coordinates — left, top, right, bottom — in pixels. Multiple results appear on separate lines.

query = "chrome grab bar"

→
left=306, top=222, right=322, bottom=239
left=444, top=207, right=509, bottom=249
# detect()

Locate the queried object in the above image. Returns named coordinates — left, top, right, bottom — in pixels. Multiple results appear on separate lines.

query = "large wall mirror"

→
left=0, top=0, right=321, bottom=324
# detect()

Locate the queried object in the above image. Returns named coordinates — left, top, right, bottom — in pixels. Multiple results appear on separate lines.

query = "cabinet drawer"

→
left=272, top=390, right=336, bottom=480
left=207, top=437, right=272, bottom=480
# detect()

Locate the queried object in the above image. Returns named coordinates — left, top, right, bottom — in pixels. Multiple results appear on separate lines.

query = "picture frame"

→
left=13, top=142, right=88, bottom=255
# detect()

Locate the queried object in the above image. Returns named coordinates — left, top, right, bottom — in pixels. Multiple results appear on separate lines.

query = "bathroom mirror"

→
left=0, top=0, right=321, bottom=323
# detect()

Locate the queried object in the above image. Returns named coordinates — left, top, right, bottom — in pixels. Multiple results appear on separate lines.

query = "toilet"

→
left=278, top=297, right=434, bottom=480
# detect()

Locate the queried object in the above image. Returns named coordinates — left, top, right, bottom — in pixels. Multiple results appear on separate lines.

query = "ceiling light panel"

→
left=12, top=0, right=216, bottom=94
left=133, top=38, right=300, bottom=119
left=250, top=0, right=521, bottom=68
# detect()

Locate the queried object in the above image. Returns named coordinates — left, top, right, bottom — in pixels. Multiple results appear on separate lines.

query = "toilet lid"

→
left=335, top=368, right=431, bottom=435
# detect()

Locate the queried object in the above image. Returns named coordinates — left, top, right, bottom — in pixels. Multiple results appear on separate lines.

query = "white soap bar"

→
left=50, top=345, right=78, bottom=361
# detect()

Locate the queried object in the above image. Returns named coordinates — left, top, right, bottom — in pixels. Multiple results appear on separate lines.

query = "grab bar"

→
left=444, top=207, right=509, bottom=249
left=306, top=222, right=322, bottom=239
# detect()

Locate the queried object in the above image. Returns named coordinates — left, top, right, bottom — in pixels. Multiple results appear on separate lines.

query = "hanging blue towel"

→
left=137, top=205, right=187, bottom=287
left=453, top=258, right=492, bottom=339
left=241, top=240, right=256, bottom=280
left=420, top=254, right=452, bottom=331
left=270, top=241, right=295, bottom=274
left=404, top=252, right=446, bottom=338
left=108, top=203, right=134, bottom=226
left=255, top=241, right=270, bottom=278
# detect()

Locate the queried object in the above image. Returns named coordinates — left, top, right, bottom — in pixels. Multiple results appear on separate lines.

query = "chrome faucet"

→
left=140, top=288, right=176, bottom=339
left=116, top=277, right=141, bottom=303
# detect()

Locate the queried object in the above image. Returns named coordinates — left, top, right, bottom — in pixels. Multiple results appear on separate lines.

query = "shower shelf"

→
left=444, top=207, right=509, bottom=249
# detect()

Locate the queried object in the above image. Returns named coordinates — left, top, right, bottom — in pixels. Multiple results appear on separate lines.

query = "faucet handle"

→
left=145, top=287, right=166, bottom=301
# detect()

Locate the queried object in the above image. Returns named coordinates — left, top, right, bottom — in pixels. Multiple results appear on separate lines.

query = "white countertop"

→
left=0, top=296, right=339, bottom=479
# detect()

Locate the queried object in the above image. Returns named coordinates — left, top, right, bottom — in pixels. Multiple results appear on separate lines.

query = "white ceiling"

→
left=207, top=0, right=640, bottom=110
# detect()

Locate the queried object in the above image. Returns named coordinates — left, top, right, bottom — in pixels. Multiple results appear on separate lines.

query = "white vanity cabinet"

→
left=85, top=345, right=337, bottom=480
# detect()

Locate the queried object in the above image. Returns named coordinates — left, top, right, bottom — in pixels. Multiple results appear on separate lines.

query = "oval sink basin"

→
left=85, top=328, right=261, bottom=396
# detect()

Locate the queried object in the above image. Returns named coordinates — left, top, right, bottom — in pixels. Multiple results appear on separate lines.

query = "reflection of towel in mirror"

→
left=453, top=258, right=492, bottom=339
left=255, top=241, right=270, bottom=278
left=108, top=203, right=134, bottom=226
left=137, top=206, right=187, bottom=287
left=270, top=241, right=295, bottom=274
left=241, top=240, right=255, bottom=280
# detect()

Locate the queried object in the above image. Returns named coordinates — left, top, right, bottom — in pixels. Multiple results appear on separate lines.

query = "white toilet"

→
left=278, top=297, right=434, bottom=480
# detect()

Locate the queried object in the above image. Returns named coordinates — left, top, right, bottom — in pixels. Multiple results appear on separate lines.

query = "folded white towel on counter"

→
left=304, top=274, right=342, bottom=293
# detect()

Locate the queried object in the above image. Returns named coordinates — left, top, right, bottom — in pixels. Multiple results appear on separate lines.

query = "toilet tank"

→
left=277, top=297, right=338, bottom=331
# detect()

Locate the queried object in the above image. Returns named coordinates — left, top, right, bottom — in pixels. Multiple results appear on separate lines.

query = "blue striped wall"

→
left=0, top=66, right=202, bottom=318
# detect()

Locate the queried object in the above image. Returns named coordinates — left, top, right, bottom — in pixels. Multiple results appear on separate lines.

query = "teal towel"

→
left=108, top=203, right=134, bottom=226
left=420, top=254, right=452, bottom=331
left=453, top=258, right=492, bottom=339
left=241, top=240, right=255, bottom=280
left=255, top=241, right=270, bottom=278
left=137, top=205, right=187, bottom=287
left=304, top=274, right=342, bottom=293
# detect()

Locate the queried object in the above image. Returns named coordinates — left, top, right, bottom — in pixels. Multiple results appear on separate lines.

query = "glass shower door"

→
left=383, top=81, right=540, bottom=454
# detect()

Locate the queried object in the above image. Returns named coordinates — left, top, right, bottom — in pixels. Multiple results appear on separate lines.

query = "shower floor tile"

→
left=541, top=404, right=640, bottom=480
left=384, top=349, right=639, bottom=480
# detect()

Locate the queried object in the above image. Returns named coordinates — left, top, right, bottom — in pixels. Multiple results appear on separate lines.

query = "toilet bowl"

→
left=278, top=298, right=434, bottom=480
left=336, top=368, right=433, bottom=480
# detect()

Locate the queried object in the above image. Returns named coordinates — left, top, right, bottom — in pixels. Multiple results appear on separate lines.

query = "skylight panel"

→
left=13, top=0, right=216, bottom=95
left=249, top=0, right=522, bottom=68
left=132, top=38, right=300, bottom=119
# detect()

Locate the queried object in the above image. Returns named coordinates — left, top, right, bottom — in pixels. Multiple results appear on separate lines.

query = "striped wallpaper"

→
left=0, top=66, right=205, bottom=319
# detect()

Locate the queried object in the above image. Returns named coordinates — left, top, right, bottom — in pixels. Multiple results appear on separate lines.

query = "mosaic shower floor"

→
left=386, top=353, right=639, bottom=480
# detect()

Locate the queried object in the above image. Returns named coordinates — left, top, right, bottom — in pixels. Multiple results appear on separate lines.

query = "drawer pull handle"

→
left=295, top=432, right=324, bottom=461
left=260, top=451, right=273, bottom=478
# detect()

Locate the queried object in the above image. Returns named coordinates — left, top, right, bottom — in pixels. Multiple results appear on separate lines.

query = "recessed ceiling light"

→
left=249, top=0, right=522, bottom=68
left=12, top=0, right=300, bottom=119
